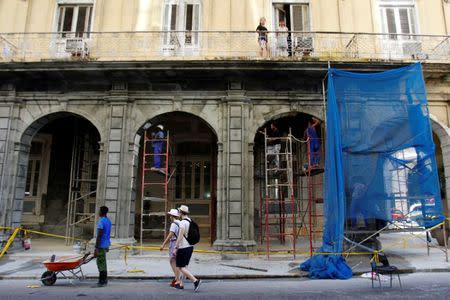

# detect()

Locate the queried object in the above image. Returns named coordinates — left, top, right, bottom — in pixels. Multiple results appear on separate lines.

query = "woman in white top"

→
left=160, top=209, right=181, bottom=288
left=276, top=19, right=289, bottom=57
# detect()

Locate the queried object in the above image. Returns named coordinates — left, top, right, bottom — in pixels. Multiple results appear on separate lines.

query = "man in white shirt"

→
left=174, top=205, right=201, bottom=292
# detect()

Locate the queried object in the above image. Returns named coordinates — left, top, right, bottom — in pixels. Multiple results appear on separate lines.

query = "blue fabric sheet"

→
left=300, top=63, right=444, bottom=280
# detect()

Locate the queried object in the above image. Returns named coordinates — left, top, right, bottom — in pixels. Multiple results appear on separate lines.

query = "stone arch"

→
left=250, top=107, right=325, bottom=140
left=130, top=110, right=219, bottom=244
left=18, top=107, right=105, bottom=144
left=9, top=111, right=103, bottom=230
left=430, top=114, right=450, bottom=216
left=131, top=108, right=220, bottom=144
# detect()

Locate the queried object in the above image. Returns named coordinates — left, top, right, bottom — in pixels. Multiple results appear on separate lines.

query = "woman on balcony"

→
left=256, top=17, right=269, bottom=57
left=276, top=20, right=289, bottom=57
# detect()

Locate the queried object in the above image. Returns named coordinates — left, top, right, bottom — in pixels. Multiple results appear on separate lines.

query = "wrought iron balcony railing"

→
left=0, top=31, right=449, bottom=63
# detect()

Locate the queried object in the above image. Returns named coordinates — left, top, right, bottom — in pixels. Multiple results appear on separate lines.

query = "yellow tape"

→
left=1, top=224, right=440, bottom=259
left=0, top=228, right=19, bottom=258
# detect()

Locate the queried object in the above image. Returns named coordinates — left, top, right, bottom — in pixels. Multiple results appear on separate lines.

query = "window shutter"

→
left=386, top=8, right=397, bottom=34
left=302, top=5, right=310, bottom=31
left=399, top=8, right=410, bottom=34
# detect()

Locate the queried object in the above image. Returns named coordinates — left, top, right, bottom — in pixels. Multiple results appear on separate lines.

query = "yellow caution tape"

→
left=0, top=228, right=19, bottom=259
left=1, top=221, right=447, bottom=261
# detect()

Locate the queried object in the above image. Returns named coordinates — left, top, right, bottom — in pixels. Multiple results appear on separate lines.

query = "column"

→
left=214, top=88, right=256, bottom=251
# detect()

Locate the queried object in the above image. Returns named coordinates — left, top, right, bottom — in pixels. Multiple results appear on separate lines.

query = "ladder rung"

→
left=266, top=233, right=296, bottom=237
left=266, top=168, right=289, bottom=171
left=141, top=228, right=165, bottom=232
left=143, top=182, right=166, bottom=186
left=143, top=197, right=166, bottom=202
left=143, top=212, right=165, bottom=217
left=267, top=184, right=291, bottom=187
left=144, top=153, right=168, bottom=156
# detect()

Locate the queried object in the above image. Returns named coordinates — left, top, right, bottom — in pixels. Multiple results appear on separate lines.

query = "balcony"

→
left=0, top=31, right=449, bottom=64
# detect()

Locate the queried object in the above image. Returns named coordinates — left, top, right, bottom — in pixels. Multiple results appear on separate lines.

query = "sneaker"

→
left=158, top=168, right=166, bottom=175
left=193, top=279, right=201, bottom=292
left=175, top=283, right=184, bottom=290
left=170, top=279, right=177, bottom=287
left=150, top=167, right=157, bottom=171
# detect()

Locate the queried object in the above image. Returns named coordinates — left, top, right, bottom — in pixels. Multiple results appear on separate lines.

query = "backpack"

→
left=185, top=219, right=200, bottom=245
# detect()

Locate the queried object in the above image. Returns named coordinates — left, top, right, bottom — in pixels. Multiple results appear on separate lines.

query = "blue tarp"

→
left=301, top=63, right=444, bottom=279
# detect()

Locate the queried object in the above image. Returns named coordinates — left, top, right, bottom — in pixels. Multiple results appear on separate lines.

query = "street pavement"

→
left=0, top=273, right=449, bottom=299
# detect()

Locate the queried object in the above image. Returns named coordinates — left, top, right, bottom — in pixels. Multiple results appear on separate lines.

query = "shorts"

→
left=176, top=246, right=194, bottom=268
left=258, top=38, right=267, bottom=49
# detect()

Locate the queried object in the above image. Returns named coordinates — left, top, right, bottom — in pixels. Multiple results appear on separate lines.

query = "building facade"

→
left=0, top=0, right=449, bottom=250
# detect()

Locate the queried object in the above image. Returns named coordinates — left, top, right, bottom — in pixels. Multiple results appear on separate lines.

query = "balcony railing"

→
left=0, top=31, right=449, bottom=63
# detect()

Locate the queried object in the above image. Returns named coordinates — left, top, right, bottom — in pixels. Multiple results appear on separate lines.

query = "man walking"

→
left=94, top=206, right=111, bottom=287
left=174, top=205, right=201, bottom=292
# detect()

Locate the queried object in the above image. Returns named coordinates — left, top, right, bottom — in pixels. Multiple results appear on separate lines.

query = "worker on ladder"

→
left=150, top=124, right=166, bottom=174
left=304, top=117, right=321, bottom=168
left=267, top=121, right=282, bottom=169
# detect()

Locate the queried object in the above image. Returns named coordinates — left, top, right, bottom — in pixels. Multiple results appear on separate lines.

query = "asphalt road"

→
left=0, top=273, right=449, bottom=300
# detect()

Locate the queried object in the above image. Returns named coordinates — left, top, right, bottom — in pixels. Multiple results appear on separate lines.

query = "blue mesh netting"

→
left=301, top=63, right=445, bottom=279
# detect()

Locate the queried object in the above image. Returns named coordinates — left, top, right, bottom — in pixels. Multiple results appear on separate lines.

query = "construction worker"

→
left=267, top=122, right=282, bottom=169
left=151, top=124, right=165, bottom=174
left=304, top=117, right=321, bottom=167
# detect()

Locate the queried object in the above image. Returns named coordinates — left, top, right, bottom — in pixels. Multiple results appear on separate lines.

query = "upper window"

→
left=379, top=0, right=417, bottom=39
left=162, top=1, right=201, bottom=46
left=57, top=4, right=93, bottom=37
left=273, top=3, right=310, bottom=32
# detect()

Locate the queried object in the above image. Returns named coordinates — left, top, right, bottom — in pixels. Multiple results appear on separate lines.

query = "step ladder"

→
left=140, top=129, right=172, bottom=250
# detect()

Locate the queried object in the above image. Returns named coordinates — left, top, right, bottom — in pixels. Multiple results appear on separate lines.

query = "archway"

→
left=134, top=111, right=218, bottom=245
left=253, top=111, right=324, bottom=252
left=13, top=112, right=101, bottom=242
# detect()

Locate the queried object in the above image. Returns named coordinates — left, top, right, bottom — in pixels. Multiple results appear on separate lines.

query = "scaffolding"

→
left=65, top=131, right=98, bottom=245
left=259, top=128, right=324, bottom=258
left=297, top=138, right=325, bottom=256
left=140, top=129, right=173, bottom=250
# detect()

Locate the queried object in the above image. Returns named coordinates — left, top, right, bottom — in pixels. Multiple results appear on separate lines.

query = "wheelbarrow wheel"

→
left=41, top=271, right=57, bottom=286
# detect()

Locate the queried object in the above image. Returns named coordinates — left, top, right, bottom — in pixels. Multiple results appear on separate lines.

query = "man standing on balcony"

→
left=256, top=17, right=269, bottom=57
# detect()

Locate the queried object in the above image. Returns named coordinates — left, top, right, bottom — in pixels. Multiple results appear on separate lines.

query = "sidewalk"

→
left=0, top=233, right=449, bottom=281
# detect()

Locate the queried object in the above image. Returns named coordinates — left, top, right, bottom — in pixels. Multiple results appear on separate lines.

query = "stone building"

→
left=0, top=0, right=449, bottom=251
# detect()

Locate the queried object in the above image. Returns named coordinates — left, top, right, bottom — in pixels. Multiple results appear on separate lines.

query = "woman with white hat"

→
left=160, top=208, right=181, bottom=287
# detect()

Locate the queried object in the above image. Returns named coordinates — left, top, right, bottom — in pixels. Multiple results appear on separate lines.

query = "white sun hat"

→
left=178, top=205, right=189, bottom=214
left=157, top=124, right=164, bottom=130
left=167, top=208, right=180, bottom=217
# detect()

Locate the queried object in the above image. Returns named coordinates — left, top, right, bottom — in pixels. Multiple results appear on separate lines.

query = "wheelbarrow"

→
left=41, top=253, right=94, bottom=286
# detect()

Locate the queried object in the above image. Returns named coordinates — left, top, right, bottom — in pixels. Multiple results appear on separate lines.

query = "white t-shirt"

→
left=169, top=220, right=180, bottom=241
left=178, top=217, right=192, bottom=249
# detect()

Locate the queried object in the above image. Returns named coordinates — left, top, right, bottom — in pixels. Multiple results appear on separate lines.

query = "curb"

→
left=1, top=268, right=449, bottom=281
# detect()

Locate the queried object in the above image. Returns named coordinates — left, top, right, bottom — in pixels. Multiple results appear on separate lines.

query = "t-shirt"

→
left=256, top=25, right=268, bottom=39
left=169, top=220, right=180, bottom=241
left=178, top=217, right=192, bottom=249
left=96, top=216, right=112, bottom=249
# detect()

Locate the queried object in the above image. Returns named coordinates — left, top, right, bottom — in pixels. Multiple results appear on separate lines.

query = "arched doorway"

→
left=135, top=111, right=218, bottom=245
left=253, top=111, right=324, bottom=251
left=16, top=113, right=101, bottom=240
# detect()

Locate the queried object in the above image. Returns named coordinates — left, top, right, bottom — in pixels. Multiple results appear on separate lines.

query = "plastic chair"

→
left=370, top=252, right=402, bottom=289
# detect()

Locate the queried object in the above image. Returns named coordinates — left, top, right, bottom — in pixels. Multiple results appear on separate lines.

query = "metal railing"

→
left=0, top=31, right=449, bottom=63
